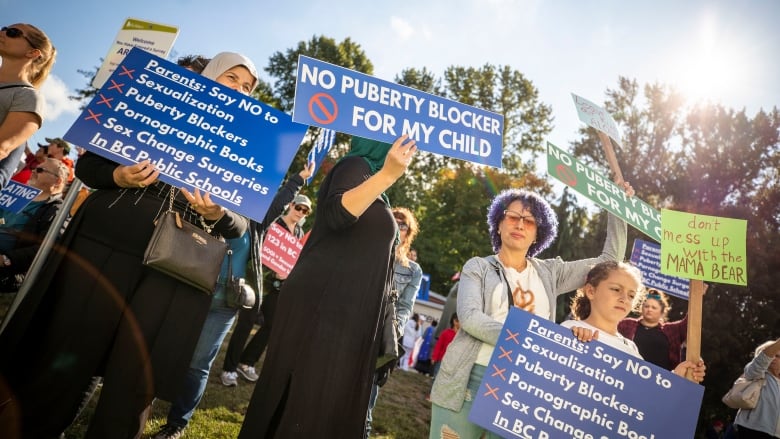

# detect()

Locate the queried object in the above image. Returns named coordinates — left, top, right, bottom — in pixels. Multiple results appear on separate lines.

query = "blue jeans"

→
left=365, top=373, right=380, bottom=437
left=167, top=298, right=236, bottom=427
left=429, top=364, right=502, bottom=439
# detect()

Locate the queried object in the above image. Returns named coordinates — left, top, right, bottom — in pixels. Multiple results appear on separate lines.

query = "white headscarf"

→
left=201, top=51, right=259, bottom=90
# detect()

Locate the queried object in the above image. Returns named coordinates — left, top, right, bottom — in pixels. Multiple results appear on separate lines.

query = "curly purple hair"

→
left=487, top=189, right=559, bottom=257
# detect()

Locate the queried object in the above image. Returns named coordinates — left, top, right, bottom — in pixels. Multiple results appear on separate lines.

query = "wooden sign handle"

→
left=597, top=132, right=624, bottom=183
left=685, top=279, right=705, bottom=382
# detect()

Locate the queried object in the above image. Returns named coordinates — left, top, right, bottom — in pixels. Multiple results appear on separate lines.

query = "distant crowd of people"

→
left=0, top=21, right=777, bottom=439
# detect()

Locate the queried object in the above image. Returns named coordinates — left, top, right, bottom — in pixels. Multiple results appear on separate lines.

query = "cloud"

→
left=390, top=16, right=415, bottom=40
left=40, top=75, right=81, bottom=122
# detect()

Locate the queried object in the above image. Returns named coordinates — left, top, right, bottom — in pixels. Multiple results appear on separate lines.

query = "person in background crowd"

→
left=733, top=338, right=780, bottom=438
left=13, top=137, right=74, bottom=184
left=562, top=260, right=706, bottom=380
left=221, top=191, right=314, bottom=387
left=0, top=51, right=254, bottom=439
left=415, top=319, right=437, bottom=375
left=0, top=23, right=55, bottom=189
left=401, top=312, right=422, bottom=371
left=618, top=289, right=688, bottom=370
left=429, top=183, right=632, bottom=438
left=238, top=135, right=417, bottom=438
left=427, top=312, right=460, bottom=401
left=433, top=272, right=460, bottom=343
left=366, top=206, right=422, bottom=437
left=0, top=158, right=67, bottom=292
left=149, top=53, right=310, bottom=439
left=432, top=313, right=459, bottom=378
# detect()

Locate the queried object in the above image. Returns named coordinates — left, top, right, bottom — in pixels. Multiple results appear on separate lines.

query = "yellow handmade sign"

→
left=660, top=209, right=747, bottom=286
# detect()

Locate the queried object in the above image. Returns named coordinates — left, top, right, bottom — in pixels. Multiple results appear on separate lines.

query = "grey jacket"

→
left=430, top=213, right=627, bottom=411
left=735, top=352, right=780, bottom=437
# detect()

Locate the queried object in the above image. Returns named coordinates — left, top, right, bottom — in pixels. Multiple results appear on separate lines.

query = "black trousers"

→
left=223, top=290, right=279, bottom=372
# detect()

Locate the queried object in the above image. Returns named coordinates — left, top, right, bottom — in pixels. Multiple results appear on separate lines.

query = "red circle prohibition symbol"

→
left=308, top=92, right=338, bottom=125
left=556, top=164, right=577, bottom=186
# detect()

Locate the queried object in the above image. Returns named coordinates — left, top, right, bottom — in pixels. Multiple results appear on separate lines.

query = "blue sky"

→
left=6, top=0, right=780, bottom=160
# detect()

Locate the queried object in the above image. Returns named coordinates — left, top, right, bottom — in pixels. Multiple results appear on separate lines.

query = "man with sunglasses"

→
left=0, top=158, right=67, bottom=292
left=12, top=137, right=74, bottom=184
left=220, top=178, right=314, bottom=386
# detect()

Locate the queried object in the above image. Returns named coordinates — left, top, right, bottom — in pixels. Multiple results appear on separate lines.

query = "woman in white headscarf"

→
left=0, top=52, right=257, bottom=439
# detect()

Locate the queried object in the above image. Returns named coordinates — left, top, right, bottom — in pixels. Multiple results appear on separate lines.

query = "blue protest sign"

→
left=293, top=55, right=504, bottom=168
left=630, top=239, right=690, bottom=299
left=469, top=308, right=703, bottom=439
left=417, top=273, right=431, bottom=301
left=64, top=47, right=308, bottom=222
left=305, top=128, right=336, bottom=185
left=0, top=181, right=42, bottom=213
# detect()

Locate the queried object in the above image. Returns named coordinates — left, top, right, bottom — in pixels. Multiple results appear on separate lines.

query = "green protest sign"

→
left=660, top=209, right=747, bottom=286
left=546, top=141, right=661, bottom=241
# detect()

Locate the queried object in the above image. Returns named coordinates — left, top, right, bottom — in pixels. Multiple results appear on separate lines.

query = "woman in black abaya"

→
left=238, top=134, right=417, bottom=438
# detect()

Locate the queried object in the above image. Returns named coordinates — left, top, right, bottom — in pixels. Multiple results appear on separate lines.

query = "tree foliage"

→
left=572, top=77, right=780, bottom=431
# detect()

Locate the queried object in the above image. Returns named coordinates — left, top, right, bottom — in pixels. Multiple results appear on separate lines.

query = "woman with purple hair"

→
left=429, top=183, right=632, bottom=438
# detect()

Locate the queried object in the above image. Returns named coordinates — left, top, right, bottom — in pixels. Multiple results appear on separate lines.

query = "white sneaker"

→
left=220, top=371, right=238, bottom=387
left=237, top=364, right=259, bottom=382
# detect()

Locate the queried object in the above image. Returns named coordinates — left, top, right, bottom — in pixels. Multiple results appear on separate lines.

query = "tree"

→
left=569, top=77, right=780, bottom=435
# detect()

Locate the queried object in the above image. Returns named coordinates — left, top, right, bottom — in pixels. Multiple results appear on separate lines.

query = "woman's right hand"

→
left=378, top=135, right=417, bottom=182
left=112, top=159, right=160, bottom=188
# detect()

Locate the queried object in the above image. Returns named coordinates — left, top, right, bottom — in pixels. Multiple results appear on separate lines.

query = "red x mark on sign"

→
left=498, top=346, right=512, bottom=361
left=491, top=364, right=507, bottom=381
left=484, top=383, right=500, bottom=400
left=96, top=93, right=113, bottom=108
left=505, top=328, right=520, bottom=344
left=108, top=79, right=124, bottom=94
left=118, top=65, right=135, bottom=79
left=84, top=109, right=102, bottom=124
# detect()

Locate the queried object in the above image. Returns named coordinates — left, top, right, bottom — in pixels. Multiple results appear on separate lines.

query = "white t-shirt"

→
left=476, top=263, right=548, bottom=365
left=560, top=319, right=642, bottom=358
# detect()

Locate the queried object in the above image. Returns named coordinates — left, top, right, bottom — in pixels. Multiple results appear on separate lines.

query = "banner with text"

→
left=469, top=308, right=703, bottom=439
left=660, top=209, right=747, bottom=286
left=571, top=93, right=622, bottom=147
left=0, top=181, right=42, bottom=213
left=292, top=55, right=504, bottom=168
left=630, top=239, right=690, bottom=299
left=305, top=128, right=336, bottom=185
left=92, top=17, right=179, bottom=89
left=261, top=223, right=304, bottom=277
left=65, top=47, right=308, bottom=222
left=547, top=141, right=661, bottom=242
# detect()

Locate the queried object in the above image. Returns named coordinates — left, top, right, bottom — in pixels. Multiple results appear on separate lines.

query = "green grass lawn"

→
left=60, top=328, right=434, bottom=438
left=1, top=294, right=433, bottom=438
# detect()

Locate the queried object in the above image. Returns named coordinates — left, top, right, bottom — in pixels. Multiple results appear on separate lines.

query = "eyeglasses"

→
left=34, top=166, right=59, bottom=177
left=294, top=205, right=310, bottom=215
left=503, top=210, right=537, bottom=228
left=397, top=222, right=409, bottom=231
left=2, top=26, right=36, bottom=48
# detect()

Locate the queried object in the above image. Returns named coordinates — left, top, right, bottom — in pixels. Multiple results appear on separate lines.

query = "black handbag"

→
left=376, top=288, right=404, bottom=371
left=142, top=188, right=228, bottom=294
left=224, top=249, right=257, bottom=309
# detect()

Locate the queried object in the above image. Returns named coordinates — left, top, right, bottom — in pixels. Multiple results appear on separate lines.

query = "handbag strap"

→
left=495, top=264, right=515, bottom=309
left=226, top=249, right=233, bottom=281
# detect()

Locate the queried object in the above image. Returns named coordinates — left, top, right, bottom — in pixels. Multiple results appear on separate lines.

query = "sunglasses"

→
left=396, top=222, right=409, bottom=231
left=34, top=166, right=59, bottom=177
left=294, top=205, right=310, bottom=215
left=2, top=26, right=36, bottom=48
left=503, top=210, right=537, bottom=228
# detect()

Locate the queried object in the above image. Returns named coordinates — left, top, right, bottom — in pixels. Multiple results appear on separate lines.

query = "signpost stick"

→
left=685, top=279, right=705, bottom=382
left=597, top=132, right=624, bottom=182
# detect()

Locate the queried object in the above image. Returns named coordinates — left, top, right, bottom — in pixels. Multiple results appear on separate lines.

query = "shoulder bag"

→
left=224, top=249, right=256, bottom=309
left=143, top=187, right=228, bottom=294
left=722, top=375, right=766, bottom=409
